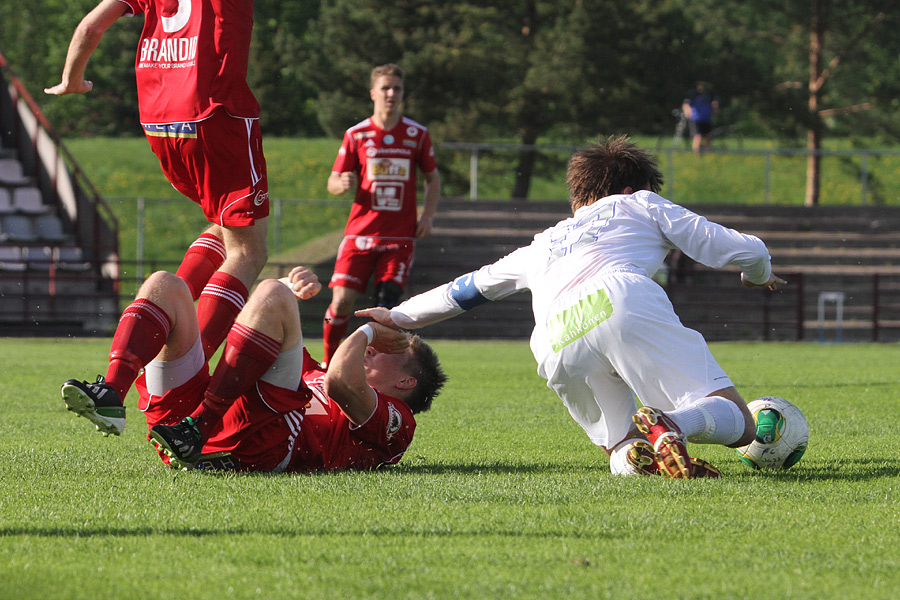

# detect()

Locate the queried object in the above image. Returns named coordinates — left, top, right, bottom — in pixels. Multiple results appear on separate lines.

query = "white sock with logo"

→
left=667, top=396, right=744, bottom=445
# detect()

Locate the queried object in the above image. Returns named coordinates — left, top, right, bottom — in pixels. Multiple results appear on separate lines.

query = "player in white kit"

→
left=357, top=136, right=785, bottom=479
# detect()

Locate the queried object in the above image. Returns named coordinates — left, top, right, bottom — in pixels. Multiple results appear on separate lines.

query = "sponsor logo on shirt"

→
left=138, top=36, right=199, bottom=68
left=142, top=122, right=198, bottom=138
left=547, top=288, right=614, bottom=353
left=386, top=402, right=403, bottom=439
left=383, top=134, right=395, bottom=145
left=370, top=159, right=409, bottom=179
left=371, top=183, right=404, bottom=212
left=369, top=148, right=413, bottom=157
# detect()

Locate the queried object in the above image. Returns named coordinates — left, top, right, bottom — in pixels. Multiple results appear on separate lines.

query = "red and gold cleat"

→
left=633, top=406, right=693, bottom=479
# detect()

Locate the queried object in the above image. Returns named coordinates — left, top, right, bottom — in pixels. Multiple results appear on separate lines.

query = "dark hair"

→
left=566, top=135, right=663, bottom=212
left=401, top=334, right=447, bottom=414
left=370, top=63, right=404, bottom=88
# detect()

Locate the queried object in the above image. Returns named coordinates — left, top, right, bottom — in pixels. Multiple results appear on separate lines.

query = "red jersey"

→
left=286, top=350, right=417, bottom=472
left=137, top=348, right=415, bottom=472
left=119, top=0, right=260, bottom=124
left=333, top=116, right=437, bottom=239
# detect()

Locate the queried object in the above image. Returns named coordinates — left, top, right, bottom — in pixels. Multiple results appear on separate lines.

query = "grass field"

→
left=1, top=338, right=899, bottom=599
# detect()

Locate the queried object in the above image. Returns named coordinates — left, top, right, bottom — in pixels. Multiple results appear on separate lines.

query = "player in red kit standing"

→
left=322, top=63, right=441, bottom=368
left=46, top=0, right=269, bottom=363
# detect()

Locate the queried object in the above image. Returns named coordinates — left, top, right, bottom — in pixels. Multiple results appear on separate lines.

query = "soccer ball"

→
left=735, top=396, right=809, bottom=470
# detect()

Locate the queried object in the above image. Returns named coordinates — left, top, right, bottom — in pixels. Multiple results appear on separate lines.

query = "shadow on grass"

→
left=734, top=457, right=900, bottom=481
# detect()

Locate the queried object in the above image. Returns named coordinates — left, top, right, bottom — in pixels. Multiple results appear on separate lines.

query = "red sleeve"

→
left=117, top=0, right=142, bottom=16
left=301, top=347, right=324, bottom=377
left=348, top=393, right=416, bottom=465
left=417, top=129, right=438, bottom=174
left=331, top=131, right=359, bottom=174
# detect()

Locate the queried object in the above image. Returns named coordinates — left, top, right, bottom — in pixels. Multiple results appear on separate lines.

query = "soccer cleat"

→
left=625, top=440, right=660, bottom=476
left=625, top=440, right=721, bottom=479
left=633, top=406, right=693, bottom=479
left=194, top=452, right=240, bottom=472
left=61, top=376, right=126, bottom=437
left=689, top=457, right=721, bottom=479
left=149, top=417, right=204, bottom=469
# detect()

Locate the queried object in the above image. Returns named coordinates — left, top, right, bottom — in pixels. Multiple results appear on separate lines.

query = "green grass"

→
left=1, top=339, right=899, bottom=599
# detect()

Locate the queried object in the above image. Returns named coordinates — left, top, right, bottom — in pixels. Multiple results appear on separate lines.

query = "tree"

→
left=681, top=0, right=900, bottom=206
left=300, top=0, right=724, bottom=199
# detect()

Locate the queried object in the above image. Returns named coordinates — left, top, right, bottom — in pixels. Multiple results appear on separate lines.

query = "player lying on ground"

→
left=358, top=135, right=786, bottom=479
left=61, top=267, right=446, bottom=471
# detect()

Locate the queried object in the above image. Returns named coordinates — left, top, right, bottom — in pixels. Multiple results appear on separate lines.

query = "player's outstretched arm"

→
left=45, top=0, right=127, bottom=96
left=742, top=272, right=787, bottom=291
left=355, top=307, right=400, bottom=329
left=278, top=266, right=322, bottom=300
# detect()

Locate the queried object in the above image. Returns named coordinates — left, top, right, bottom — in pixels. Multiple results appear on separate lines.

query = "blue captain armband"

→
left=450, top=272, right=490, bottom=310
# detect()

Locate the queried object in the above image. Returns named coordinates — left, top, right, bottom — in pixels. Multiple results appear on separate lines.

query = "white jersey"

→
left=391, top=190, right=771, bottom=331
left=390, top=191, right=773, bottom=447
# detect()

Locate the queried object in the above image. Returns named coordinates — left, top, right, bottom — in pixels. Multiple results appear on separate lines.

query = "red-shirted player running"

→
left=61, top=265, right=447, bottom=472
left=322, top=64, right=441, bottom=367
left=46, top=0, right=270, bottom=362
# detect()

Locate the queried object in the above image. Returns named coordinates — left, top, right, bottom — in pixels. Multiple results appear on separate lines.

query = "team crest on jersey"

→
left=383, top=134, right=395, bottom=145
left=386, top=403, right=403, bottom=439
left=406, top=126, right=419, bottom=137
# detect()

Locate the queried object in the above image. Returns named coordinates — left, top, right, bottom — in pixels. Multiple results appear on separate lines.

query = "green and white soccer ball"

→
left=736, top=396, right=809, bottom=470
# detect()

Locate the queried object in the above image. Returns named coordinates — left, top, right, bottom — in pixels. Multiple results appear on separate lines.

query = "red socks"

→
left=190, top=322, right=280, bottom=439
left=106, top=298, right=171, bottom=401
left=322, top=306, right=350, bottom=366
left=175, top=233, right=226, bottom=300
left=197, top=272, right=248, bottom=359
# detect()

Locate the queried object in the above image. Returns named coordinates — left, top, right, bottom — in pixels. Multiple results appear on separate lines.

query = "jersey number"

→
left=547, top=203, right=615, bottom=264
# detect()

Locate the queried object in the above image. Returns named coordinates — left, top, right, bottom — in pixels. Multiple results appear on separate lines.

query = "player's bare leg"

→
left=220, top=217, right=269, bottom=289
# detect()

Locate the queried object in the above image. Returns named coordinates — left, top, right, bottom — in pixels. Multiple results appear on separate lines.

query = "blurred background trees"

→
left=2, top=0, right=899, bottom=201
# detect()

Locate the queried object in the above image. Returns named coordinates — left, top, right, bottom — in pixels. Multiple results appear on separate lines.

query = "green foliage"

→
left=1, top=339, right=899, bottom=599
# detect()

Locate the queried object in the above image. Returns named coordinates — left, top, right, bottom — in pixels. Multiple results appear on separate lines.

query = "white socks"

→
left=667, top=396, right=744, bottom=446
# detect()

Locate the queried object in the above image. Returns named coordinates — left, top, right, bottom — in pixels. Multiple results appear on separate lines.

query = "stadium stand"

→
left=1, top=49, right=119, bottom=335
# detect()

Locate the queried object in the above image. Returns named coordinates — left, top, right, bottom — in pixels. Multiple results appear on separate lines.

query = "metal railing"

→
left=440, top=141, right=900, bottom=205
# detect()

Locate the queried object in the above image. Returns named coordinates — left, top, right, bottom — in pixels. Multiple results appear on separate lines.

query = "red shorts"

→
left=144, top=108, right=269, bottom=227
left=137, top=367, right=312, bottom=472
left=330, top=236, right=415, bottom=293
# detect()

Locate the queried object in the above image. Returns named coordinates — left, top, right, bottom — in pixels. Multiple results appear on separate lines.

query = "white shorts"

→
left=535, top=271, right=733, bottom=448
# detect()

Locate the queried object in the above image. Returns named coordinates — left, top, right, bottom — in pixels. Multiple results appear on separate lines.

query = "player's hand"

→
left=368, top=323, right=410, bottom=354
left=355, top=307, right=400, bottom=329
left=44, top=80, right=94, bottom=96
left=279, top=266, right=322, bottom=299
left=339, top=172, right=358, bottom=193
left=742, top=272, right=786, bottom=291
left=415, top=215, right=433, bottom=238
